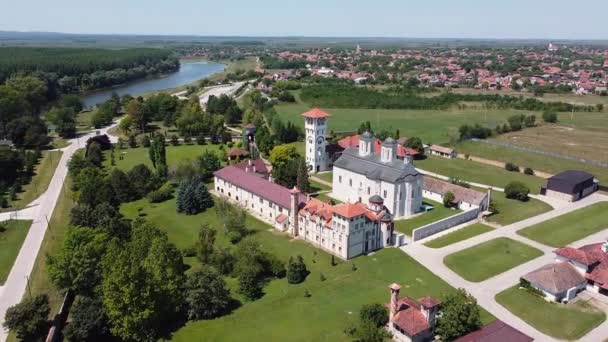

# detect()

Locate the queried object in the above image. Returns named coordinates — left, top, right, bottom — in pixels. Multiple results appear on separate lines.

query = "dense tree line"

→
left=0, top=47, right=179, bottom=94
left=300, top=83, right=597, bottom=112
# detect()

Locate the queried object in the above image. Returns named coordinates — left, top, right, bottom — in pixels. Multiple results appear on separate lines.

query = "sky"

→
left=1, top=0, right=606, bottom=39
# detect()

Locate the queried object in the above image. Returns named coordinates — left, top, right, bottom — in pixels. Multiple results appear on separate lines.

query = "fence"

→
left=411, top=208, right=480, bottom=242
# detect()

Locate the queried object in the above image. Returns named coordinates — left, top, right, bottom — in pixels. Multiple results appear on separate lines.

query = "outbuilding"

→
left=541, top=170, right=598, bottom=202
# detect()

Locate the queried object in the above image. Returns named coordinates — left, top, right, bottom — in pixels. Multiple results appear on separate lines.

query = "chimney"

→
left=248, top=159, right=252, bottom=166
left=290, top=186, right=301, bottom=236
left=389, top=283, right=401, bottom=323
left=403, top=155, right=413, bottom=165
left=253, top=165, right=257, bottom=173
left=245, top=166, right=249, bottom=173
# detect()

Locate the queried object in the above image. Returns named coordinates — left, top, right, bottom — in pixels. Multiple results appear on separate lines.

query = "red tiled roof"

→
left=232, top=159, right=268, bottom=176
left=418, top=297, right=441, bottom=309
left=301, top=108, right=331, bottom=118
left=554, top=247, right=599, bottom=266
left=393, top=307, right=430, bottom=337
left=214, top=166, right=306, bottom=209
left=332, top=202, right=369, bottom=219
left=337, top=134, right=419, bottom=157
left=228, top=148, right=250, bottom=157
left=275, top=213, right=288, bottom=224
left=454, top=320, right=533, bottom=342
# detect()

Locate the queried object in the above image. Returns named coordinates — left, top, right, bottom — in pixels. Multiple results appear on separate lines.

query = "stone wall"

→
left=411, top=208, right=480, bottom=242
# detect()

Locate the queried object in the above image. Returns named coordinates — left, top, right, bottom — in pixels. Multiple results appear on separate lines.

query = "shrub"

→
left=287, top=255, right=308, bottom=284
left=170, top=134, right=180, bottom=146
left=147, top=184, right=173, bottom=203
left=227, top=231, right=243, bottom=244
left=443, top=191, right=456, bottom=208
left=505, top=162, right=520, bottom=172
left=524, top=167, right=535, bottom=175
left=542, top=111, right=558, bottom=123
left=0, top=196, right=8, bottom=208
left=196, top=136, right=206, bottom=145
left=504, top=181, right=530, bottom=201
left=184, top=136, right=192, bottom=144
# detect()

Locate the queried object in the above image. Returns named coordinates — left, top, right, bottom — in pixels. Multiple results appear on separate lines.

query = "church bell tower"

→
left=302, top=108, right=331, bottom=173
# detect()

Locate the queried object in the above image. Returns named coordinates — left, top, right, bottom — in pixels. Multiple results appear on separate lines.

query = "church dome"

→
left=369, top=194, right=384, bottom=203
left=382, top=137, right=396, bottom=146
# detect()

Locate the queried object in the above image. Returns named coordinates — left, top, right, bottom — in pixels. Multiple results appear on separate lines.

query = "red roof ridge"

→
left=302, top=108, right=331, bottom=118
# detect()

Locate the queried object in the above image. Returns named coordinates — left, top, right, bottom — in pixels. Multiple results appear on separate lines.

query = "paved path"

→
left=402, top=192, right=608, bottom=342
left=198, top=81, right=246, bottom=106
left=0, top=122, right=120, bottom=342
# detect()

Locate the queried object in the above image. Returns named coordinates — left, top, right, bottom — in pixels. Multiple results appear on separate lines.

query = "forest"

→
left=0, top=47, right=179, bottom=93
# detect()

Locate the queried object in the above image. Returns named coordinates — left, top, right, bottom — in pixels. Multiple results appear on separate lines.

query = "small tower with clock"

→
left=302, top=108, right=330, bottom=173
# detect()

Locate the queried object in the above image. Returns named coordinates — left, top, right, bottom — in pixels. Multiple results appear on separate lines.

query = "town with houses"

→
left=1, top=4, right=608, bottom=342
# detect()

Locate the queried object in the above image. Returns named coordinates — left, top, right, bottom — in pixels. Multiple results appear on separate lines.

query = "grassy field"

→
left=496, top=286, right=606, bottom=340
left=275, top=94, right=539, bottom=144
left=424, top=223, right=494, bottom=249
left=309, top=179, right=331, bottom=193
left=104, top=144, right=223, bottom=171
left=316, top=172, right=333, bottom=183
left=120, top=196, right=493, bottom=341
left=451, top=88, right=608, bottom=107
left=76, top=109, right=96, bottom=132
left=1, top=150, right=63, bottom=212
left=486, top=191, right=553, bottom=226
left=456, top=140, right=608, bottom=184
left=444, top=237, right=543, bottom=282
left=416, top=155, right=545, bottom=194
left=0, top=220, right=32, bottom=285
left=517, top=202, right=608, bottom=247
left=394, top=199, right=461, bottom=236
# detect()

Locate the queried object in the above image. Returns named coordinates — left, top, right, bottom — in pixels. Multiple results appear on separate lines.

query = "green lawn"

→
left=313, top=192, right=342, bottom=204
left=456, top=140, right=608, bottom=185
left=394, top=199, right=461, bottom=236
left=316, top=172, right=333, bottom=183
left=518, top=202, right=608, bottom=247
left=486, top=191, right=553, bottom=226
left=1, top=150, right=63, bottom=212
left=496, top=286, right=606, bottom=340
left=120, top=196, right=493, bottom=341
left=424, top=223, right=494, bottom=249
left=416, top=155, right=545, bottom=194
left=0, top=220, right=32, bottom=285
left=105, top=144, right=223, bottom=171
left=309, top=179, right=331, bottom=193
left=444, top=237, right=543, bottom=282
left=275, top=95, right=540, bottom=144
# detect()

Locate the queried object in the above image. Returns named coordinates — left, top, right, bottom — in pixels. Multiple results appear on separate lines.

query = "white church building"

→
left=303, top=108, right=423, bottom=219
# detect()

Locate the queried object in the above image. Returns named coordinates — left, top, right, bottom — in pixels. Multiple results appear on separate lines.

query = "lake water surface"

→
left=81, top=60, right=225, bottom=107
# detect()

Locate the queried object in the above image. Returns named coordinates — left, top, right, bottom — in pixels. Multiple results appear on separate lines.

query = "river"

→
left=81, top=60, right=225, bottom=107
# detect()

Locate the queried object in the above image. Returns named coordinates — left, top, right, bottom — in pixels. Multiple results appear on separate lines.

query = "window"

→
left=339, top=175, right=342, bottom=183
left=367, top=187, right=370, bottom=194
left=349, top=179, right=352, bottom=186
left=383, top=190, right=387, bottom=198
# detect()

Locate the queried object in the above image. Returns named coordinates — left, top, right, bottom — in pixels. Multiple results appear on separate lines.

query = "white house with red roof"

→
left=387, top=283, right=440, bottom=342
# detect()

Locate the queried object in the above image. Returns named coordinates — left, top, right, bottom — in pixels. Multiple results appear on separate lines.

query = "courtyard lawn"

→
left=517, top=202, right=608, bottom=247
left=496, top=286, right=606, bottom=340
left=424, top=223, right=494, bottom=249
left=0, top=220, right=32, bottom=285
left=313, top=192, right=342, bottom=204
left=416, top=155, right=545, bottom=194
left=486, top=191, right=553, bottom=226
left=316, top=171, right=333, bottom=183
left=104, top=144, right=223, bottom=171
left=456, top=140, right=608, bottom=185
left=444, top=237, right=543, bottom=282
left=1, top=150, right=62, bottom=212
left=309, top=179, right=331, bottom=193
left=120, top=198, right=494, bottom=341
left=394, top=199, right=461, bottom=236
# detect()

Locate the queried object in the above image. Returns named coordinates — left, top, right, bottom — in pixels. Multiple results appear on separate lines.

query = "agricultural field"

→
left=415, top=155, right=545, bottom=194
left=0, top=220, right=32, bottom=285
left=517, top=202, right=608, bottom=247
left=496, top=286, right=606, bottom=340
left=444, top=237, right=543, bottom=282
left=394, top=199, right=461, bottom=236
left=120, top=197, right=494, bottom=341
left=275, top=93, right=537, bottom=144
left=424, top=223, right=494, bottom=248
left=451, top=88, right=608, bottom=107
left=456, top=140, right=608, bottom=184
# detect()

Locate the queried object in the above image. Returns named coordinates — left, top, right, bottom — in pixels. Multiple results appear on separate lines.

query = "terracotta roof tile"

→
left=301, top=108, right=331, bottom=118
left=393, top=307, right=430, bottom=336
left=454, top=320, right=533, bottom=342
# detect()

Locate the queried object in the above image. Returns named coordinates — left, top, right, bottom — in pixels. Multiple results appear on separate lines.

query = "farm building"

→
left=541, top=170, right=598, bottom=202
